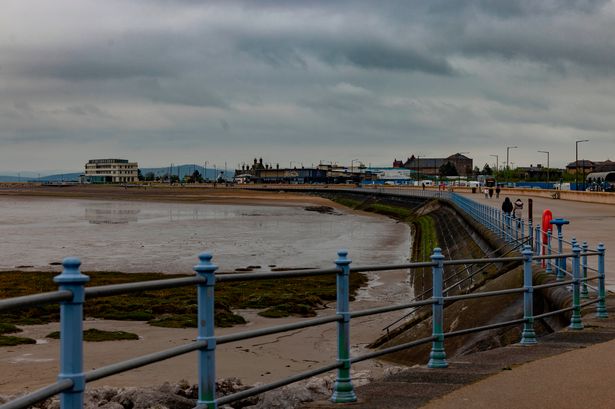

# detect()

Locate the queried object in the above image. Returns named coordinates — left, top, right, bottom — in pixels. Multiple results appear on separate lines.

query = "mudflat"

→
left=0, top=184, right=413, bottom=394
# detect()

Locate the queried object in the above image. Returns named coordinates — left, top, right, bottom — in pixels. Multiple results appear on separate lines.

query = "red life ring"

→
left=541, top=209, right=553, bottom=265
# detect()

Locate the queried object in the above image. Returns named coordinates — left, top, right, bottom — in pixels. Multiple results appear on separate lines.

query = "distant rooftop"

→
left=88, top=159, right=130, bottom=164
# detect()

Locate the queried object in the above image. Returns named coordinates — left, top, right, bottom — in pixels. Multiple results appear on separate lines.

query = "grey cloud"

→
left=2, top=0, right=615, bottom=171
left=426, top=0, right=609, bottom=18
left=237, top=34, right=454, bottom=75
left=64, top=104, right=113, bottom=118
left=137, top=78, right=229, bottom=108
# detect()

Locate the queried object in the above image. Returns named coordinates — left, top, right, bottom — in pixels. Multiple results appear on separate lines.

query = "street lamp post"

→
left=506, top=146, right=518, bottom=170
left=538, top=150, right=550, bottom=184
left=575, top=139, right=589, bottom=191
left=506, top=146, right=518, bottom=184
left=350, top=158, right=359, bottom=173
left=490, top=154, right=499, bottom=178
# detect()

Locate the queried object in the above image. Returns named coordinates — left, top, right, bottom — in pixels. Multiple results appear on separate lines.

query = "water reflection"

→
left=85, top=204, right=140, bottom=224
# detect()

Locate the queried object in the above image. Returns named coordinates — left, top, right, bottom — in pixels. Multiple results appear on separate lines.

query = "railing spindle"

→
left=597, top=243, right=608, bottom=318
left=54, top=258, right=89, bottom=409
left=428, top=248, right=448, bottom=368
left=569, top=240, right=583, bottom=330
left=194, top=253, right=219, bottom=408
left=331, top=250, right=356, bottom=403
left=520, top=245, right=537, bottom=345
left=581, top=241, right=589, bottom=298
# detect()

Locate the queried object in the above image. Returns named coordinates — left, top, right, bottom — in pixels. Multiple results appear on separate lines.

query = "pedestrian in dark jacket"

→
left=495, top=186, right=501, bottom=198
left=502, top=197, right=513, bottom=215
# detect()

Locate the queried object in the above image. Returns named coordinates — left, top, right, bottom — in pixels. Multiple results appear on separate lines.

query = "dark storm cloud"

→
left=237, top=36, right=454, bottom=74
left=7, top=30, right=188, bottom=81
left=2, top=0, right=615, bottom=171
left=136, top=78, right=229, bottom=108
left=426, top=0, right=609, bottom=18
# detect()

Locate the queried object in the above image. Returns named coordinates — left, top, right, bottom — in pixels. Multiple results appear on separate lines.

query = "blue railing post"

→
left=569, top=241, right=583, bottom=330
left=596, top=243, right=608, bottom=319
left=535, top=226, right=541, bottom=259
left=520, top=245, right=537, bottom=345
left=521, top=219, right=525, bottom=242
left=331, top=249, right=356, bottom=403
left=528, top=219, right=533, bottom=249
left=428, top=248, right=448, bottom=368
left=194, top=252, right=219, bottom=409
left=546, top=230, right=553, bottom=274
left=581, top=241, right=589, bottom=299
left=550, top=218, right=569, bottom=281
left=54, top=257, right=90, bottom=409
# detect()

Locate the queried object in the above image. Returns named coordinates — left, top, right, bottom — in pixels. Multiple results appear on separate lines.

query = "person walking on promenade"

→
left=502, top=197, right=513, bottom=215
left=484, top=187, right=489, bottom=198
left=495, top=185, right=501, bottom=198
left=502, top=197, right=513, bottom=236
left=513, top=198, right=524, bottom=219
left=489, top=188, right=494, bottom=198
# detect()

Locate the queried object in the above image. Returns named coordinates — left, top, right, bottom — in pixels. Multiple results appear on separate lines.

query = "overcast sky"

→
left=2, top=0, right=615, bottom=173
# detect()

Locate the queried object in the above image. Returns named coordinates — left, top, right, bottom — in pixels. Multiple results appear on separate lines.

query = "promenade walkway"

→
left=301, top=190, right=615, bottom=409
left=460, top=190, right=615, bottom=290
left=300, top=298, right=615, bottom=409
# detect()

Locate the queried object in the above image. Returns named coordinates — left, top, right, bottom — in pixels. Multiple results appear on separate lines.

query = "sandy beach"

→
left=0, top=185, right=413, bottom=394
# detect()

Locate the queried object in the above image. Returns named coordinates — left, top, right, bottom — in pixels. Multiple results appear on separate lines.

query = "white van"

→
left=419, top=180, right=434, bottom=187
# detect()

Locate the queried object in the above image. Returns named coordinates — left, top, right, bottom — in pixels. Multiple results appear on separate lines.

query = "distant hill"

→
left=0, top=164, right=233, bottom=183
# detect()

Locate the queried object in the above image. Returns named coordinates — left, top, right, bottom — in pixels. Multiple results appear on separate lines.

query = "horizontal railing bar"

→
left=350, top=262, right=436, bottom=273
left=350, top=336, right=436, bottom=364
left=533, top=306, right=574, bottom=320
left=584, top=265, right=600, bottom=273
left=443, top=257, right=524, bottom=266
left=214, top=362, right=343, bottom=406
left=85, top=277, right=203, bottom=298
left=0, top=290, right=73, bottom=312
left=85, top=341, right=207, bottom=382
left=532, top=280, right=574, bottom=290
left=216, top=268, right=340, bottom=282
left=521, top=298, right=602, bottom=322
left=216, top=315, right=341, bottom=345
left=444, top=287, right=526, bottom=302
left=534, top=253, right=577, bottom=261
left=579, top=299, right=601, bottom=308
left=350, top=299, right=435, bottom=319
left=444, top=318, right=527, bottom=338
left=0, top=379, right=74, bottom=409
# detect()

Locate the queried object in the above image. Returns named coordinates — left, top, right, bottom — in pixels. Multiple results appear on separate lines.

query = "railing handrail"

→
left=1, top=190, right=607, bottom=409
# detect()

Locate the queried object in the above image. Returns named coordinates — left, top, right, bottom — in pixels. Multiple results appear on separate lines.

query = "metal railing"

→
left=0, top=243, right=607, bottom=409
left=0, top=189, right=608, bottom=409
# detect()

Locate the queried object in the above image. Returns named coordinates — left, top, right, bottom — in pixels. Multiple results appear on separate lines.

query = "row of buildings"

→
left=392, top=153, right=473, bottom=177
left=234, top=154, right=473, bottom=184
left=79, top=155, right=615, bottom=185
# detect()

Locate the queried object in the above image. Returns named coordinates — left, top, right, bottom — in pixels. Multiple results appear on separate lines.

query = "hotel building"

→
left=84, top=159, right=139, bottom=183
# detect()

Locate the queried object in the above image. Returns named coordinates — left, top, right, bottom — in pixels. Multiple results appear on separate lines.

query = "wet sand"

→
left=0, top=188, right=413, bottom=394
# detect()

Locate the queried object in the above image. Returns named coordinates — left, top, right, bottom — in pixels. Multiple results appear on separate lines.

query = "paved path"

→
left=300, top=190, right=615, bottom=409
left=300, top=299, right=615, bottom=409
left=460, top=191, right=615, bottom=290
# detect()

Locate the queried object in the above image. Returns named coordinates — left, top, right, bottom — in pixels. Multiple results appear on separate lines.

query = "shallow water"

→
left=0, top=197, right=410, bottom=274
